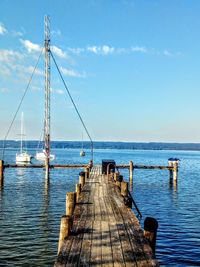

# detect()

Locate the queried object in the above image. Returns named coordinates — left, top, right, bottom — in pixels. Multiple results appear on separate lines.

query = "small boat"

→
left=35, top=149, right=55, bottom=161
left=16, top=112, right=32, bottom=163
left=80, top=133, right=86, bottom=157
left=80, top=149, right=86, bottom=157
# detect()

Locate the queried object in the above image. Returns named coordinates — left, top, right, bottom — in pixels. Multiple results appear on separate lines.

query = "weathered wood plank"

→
left=90, top=220, right=102, bottom=266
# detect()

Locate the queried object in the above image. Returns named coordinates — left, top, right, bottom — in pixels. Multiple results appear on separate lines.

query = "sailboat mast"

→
left=20, top=112, right=23, bottom=154
left=44, top=15, right=51, bottom=163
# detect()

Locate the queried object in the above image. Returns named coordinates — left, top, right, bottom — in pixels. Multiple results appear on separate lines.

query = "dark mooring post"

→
left=0, top=160, right=4, bottom=187
left=144, top=217, right=158, bottom=254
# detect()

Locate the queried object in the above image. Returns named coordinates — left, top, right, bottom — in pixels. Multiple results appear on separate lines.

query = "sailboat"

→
left=35, top=149, right=55, bottom=161
left=16, top=112, right=32, bottom=163
left=80, top=133, right=86, bottom=157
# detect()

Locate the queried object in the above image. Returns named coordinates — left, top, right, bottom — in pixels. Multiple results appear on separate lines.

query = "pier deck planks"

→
left=55, top=166, right=159, bottom=267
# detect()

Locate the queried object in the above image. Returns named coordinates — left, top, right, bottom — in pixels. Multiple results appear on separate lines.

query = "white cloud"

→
left=54, top=89, right=64, bottom=94
left=51, top=45, right=69, bottom=59
left=50, top=88, right=64, bottom=94
left=0, top=23, right=7, bottom=35
left=87, top=45, right=115, bottom=55
left=20, top=39, right=42, bottom=53
left=131, top=46, right=147, bottom=53
left=68, top=47, right=85, bottom=54
left=86, top=45, right=147, bottom=55
left=0, top=49, right=23, bottom=63
left=102, top=45, right=115, bottom=55
left=87, top=46, right=98, bottom=54
left=60, top=67, right=86, bottom=78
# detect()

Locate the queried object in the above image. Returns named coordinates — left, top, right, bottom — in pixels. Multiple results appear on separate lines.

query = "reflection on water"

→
left=0, top=148, right=200, bottom=266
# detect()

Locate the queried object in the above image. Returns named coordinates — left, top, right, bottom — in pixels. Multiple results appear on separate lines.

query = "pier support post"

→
left=168, top=159, right=173, bottom=183
left=173, top=161, right=178, bottom=182
left=129, top=161, right=133, bottom=181
left=129, top=161, right=133, bottom=191
left=0, top=160, right=4, bottom=187
left=76, top=183, right=81, bottom=202
left=144, top=217, right=158, bottom=254
left=114, top=172, right=119, bottom=182
left=79, top=171, right=85, bottom=189
left=85, top=167, right=89, bottom=180
left=116, top=174, right=123, bottom=189
left=66, top=192, right=76, bottom=216
left=58, top=215, right=72, bottom=254
left=121, top=181, right=128, bottom=197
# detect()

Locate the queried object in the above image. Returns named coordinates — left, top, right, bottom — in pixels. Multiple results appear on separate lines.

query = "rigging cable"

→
left=1, top=47, right=44, bottom=159
left=50, top=51, right=94, bottom=161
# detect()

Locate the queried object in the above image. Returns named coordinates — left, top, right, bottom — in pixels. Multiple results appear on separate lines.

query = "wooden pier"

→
left=55, top=166, right=159, bottom=267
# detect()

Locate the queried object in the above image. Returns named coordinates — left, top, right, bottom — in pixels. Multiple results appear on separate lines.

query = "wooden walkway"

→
left=55, top=166, right=159, bottom=267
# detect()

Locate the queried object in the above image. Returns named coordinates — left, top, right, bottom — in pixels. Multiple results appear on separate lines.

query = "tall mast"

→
left=20, top=112, right=24, bottom=154
left=44, top=15, right=51, bottom=167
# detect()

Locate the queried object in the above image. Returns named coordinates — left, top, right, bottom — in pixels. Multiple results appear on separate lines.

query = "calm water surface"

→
left=0, top=148, right=200, bottom=266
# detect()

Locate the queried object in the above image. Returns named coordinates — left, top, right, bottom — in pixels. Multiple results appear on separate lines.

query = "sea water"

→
left=0, top=148, right=200, bottom=266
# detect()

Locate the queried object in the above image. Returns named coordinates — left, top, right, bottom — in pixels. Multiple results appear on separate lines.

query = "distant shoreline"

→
left=1, top=140, right=200, bottom=151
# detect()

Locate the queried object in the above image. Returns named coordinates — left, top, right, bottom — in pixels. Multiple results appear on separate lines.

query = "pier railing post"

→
left=76, top=183, right=81, bottom=202
left=121, top=181, right=128, bottom=197
left=79, top=171, right=85, bottom=189
left=58, top=215, right=72, bottom=254
left=66, top=192, right=76, bottom=216
left=0, top=160, right=4, bottom=187
left=144, top=217, right=158, bottom=254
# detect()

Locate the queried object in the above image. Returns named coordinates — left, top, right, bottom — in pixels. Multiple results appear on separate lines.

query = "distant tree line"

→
left=1, top=140, right=200, bottom=151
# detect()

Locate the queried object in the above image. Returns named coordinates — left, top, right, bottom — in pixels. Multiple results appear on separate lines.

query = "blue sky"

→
left=0, top=0, right=200, bottom=142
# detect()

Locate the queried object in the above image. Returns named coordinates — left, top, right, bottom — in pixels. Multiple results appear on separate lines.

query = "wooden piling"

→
left=129, top=160, right=133, bottom=181
left=121, top=181, right=128, bottom=197
left=79, top=171, right=85, bottom=189
left=75, top=183, right=81, bottom=202
left=85, top=167, right=89, bottom=180
left=66, top=192, right=76, bottom=216
left=115, top=174, right=123, bottom=189
left=168, top=160, right=173, bottom=183
left=0, top=160, right=4, bottom=187
left=58, top=215, right=72, bottom=254
left=144, top=217, right=158, bottom=254
left=114, top=172, right=119, bottom=182
left=173, top=161, right=178, bottom=181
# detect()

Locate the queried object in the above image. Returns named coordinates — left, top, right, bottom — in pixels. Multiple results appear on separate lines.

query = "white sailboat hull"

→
left=35, top=151, right=55, bottom=161
left=16, top=152, right=31, bottom=163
